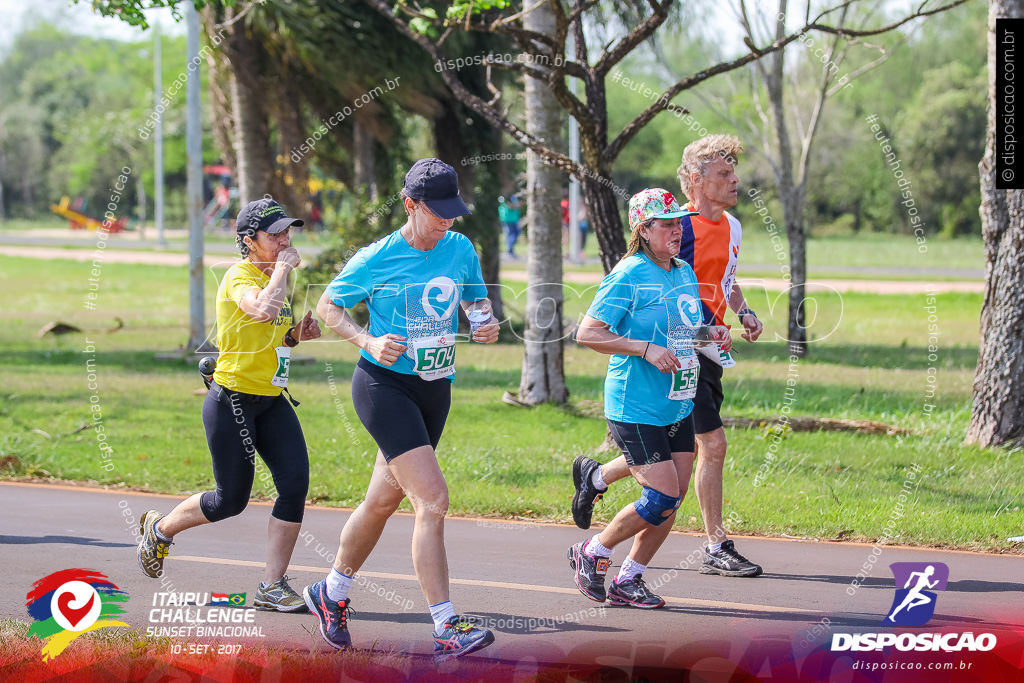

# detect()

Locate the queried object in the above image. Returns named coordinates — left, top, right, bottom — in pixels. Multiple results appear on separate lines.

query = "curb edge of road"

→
left=3, top=479, right=1021, bottom=559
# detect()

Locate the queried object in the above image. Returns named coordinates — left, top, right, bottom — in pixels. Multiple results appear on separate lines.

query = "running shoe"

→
left=432, top=615, right=495, bottom=662
left=568, top=541, right=609, bottom=602
left=571, top=455, right=606, bottom=529
left=137, top=510, right=171, bottom=578
left=607, top=574, right=665, bottom=609
left=699, top=540, right=763, bottom=577
left=303, top=579, right=352, bottom=649
left=254, top=575, right=308, bottom=612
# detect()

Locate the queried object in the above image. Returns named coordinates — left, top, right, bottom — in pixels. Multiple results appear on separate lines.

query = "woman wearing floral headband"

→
left=568, top=188, right=728, bottom=608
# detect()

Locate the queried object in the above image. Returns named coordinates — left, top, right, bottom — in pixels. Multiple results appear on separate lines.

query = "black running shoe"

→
left=607, top=574, right=665, bottom=609
left=572, top=456, right=606, bottom=530
left=699, top=540, right=763, bottom=577
left=432, top=615, right=495, bottom=662
left=303, top=579, right=353, bottom=649
left=568, top=541, right=609, bottom=602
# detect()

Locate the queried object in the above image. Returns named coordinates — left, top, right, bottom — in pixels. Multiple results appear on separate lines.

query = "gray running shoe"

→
left=700, top=540, right=763, bottom=577
left=607, top=574, right=665, bottom=608
left=571, top=456, right=607, bottom=530
left=568, top=541, right=609, bottom=602
left=137, top=510, right=171, bottom=578
left=254, top=575, right=308, bottom=612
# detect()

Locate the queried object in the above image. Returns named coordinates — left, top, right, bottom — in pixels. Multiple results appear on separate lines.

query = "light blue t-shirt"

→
left=325, top=229, right=488, bottom=377
left=587, top=253, right=704, bottom=426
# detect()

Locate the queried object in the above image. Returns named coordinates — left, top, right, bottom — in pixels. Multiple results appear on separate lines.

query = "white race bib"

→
left=407, top=335, right=456, bottom=381
left=669, top=355, right=700, bottom=400
left=271, top=346, right=291, bottom=388
left=698, top=344, right=737, bottom=369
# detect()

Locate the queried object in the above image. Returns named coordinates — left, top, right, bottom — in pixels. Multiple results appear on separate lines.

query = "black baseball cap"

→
left=236, top=198, right=304, bottom=236
left=403, top=158, right=471, bottom=219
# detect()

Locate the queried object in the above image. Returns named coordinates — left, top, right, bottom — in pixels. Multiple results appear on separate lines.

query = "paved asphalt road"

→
left=2, top=481, right=1022, bottom=678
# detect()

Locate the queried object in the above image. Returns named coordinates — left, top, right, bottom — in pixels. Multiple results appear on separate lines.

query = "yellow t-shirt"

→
left=212, top=259, right=293, bottom=396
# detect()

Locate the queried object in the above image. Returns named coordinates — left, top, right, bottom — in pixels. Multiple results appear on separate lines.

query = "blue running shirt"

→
left=586, top=253, right=704, bottom=425
left=324, top=230, right=488, bottom=377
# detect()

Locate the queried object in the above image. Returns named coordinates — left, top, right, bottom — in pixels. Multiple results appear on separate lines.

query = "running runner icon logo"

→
left=25, top=569, right=130, bottom=661
left=883, top=562, right=948, bottom=626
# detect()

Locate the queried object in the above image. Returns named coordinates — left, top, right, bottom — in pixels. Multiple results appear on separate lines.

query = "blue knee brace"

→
left=634, top=486, right=682, bottom=526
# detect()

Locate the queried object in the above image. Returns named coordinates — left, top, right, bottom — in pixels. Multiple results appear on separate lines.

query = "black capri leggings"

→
left=351, top=357, right=452, bottom=461
left=199, top=382, right=309, bottom=524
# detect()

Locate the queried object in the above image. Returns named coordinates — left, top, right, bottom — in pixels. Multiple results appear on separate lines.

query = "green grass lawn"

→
left=1, top=256, right=1019, bottom=551
left=533, top=229, right=986, bottom=278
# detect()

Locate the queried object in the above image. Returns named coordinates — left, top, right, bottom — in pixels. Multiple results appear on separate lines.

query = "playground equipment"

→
left=50, top=196, right=128, bottom=233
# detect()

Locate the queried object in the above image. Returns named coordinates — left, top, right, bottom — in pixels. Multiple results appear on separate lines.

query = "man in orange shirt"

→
left=572, top=134, right=765, bottom=580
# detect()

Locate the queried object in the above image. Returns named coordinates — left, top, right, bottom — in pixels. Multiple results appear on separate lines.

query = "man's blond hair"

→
left=676, top=134, right=744, bottom=200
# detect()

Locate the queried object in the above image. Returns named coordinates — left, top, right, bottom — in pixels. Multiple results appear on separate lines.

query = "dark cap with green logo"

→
left=236, top=198, right=304, bottom=236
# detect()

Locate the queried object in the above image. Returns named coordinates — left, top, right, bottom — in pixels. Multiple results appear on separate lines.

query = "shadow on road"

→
left=947, top=578, right=1024, bottom=593
left=461, top=610, right=630, bottom=635
left=0, top=534, right=134, bottom=548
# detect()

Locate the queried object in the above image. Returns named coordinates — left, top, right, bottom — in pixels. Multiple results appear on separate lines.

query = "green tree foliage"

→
left=0, top=22, right=215, bottom=222
left=899, top=62, right=987, bottom=237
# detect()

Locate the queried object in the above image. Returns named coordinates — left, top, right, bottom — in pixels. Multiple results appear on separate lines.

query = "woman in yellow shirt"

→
left=135, top=198, right=320, bottom=612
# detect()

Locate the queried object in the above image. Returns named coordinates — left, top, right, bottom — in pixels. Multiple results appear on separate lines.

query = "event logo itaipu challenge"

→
left=25, top=569, right=129, bottom=661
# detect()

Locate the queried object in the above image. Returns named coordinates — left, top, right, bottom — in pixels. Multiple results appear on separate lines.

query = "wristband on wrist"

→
left=284, top=326, right=299, bottom=347
left=642, top=341, right=650, bottom=359
left=737, top=308, right=756, bottom=321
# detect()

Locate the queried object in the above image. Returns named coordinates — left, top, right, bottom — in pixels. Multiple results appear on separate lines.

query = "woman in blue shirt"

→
left=569, top=188, right=728, bottom=608
left=306, top=159, right=499, bottom=661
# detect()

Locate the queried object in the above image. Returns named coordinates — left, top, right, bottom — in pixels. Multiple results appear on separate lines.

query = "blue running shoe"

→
left=303, top=579, right=352, bottom=649
left=432, top=615, right=495, bottom=662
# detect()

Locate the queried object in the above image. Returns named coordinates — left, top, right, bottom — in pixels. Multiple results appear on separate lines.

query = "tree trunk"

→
left=966, top=0, right=1024, bottom=447
left=272, top=77, right=308, bottom=216
left=136, top=174, right=146, bottom=239
left=780, top=187, right=808, bottom=357
left=202, top=11, right=236, bottom=175
left=225, top=11, right=274, bottom=206
left=764, top=15, right=809, bottom=358
left=0, top=150, right=6, bottom=221
left=21, top=171, right=34, bottom=217
left=518, top=1, right=568, bottom=404
left=353, top=118, right=378, bottom=202
left=584, top=175, right=627, bottom=273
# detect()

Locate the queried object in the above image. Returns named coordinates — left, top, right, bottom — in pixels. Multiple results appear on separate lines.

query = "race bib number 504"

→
left=410, top=336, right=456, bottom=381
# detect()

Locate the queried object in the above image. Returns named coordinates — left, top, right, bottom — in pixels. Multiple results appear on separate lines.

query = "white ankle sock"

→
left=585, top=534, right=614, bottom=558
left=429, top=600, right=457, bottom=632
left=616, top=557, right=647, bottom=583
left=153, top=520, right=172, bottom=542
left=325, top=568, right=353, bottom=602
left=708, top=541, right=723, bottom=554
left=591, top=467, right=608, bottom=491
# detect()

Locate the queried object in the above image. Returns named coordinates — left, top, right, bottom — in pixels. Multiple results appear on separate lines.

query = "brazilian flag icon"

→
left=228, top=593, right=246, bottom=606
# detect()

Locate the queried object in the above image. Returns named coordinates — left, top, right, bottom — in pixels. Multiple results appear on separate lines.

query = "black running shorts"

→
left=607, top=416, right=695, bottom=467
left=691, top=353, right=725, bottom=434
left=351, top=357, right=452, bottom=462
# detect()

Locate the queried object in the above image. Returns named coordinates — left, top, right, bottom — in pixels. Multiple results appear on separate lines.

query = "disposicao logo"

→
left=25, top=569, right=130, bottom=661
left=884, top=562, right=948, bottom=626
left=831, top=562, right=997, bottom=653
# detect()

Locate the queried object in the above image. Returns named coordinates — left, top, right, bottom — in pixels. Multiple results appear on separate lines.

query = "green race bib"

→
left=669, top=356, right=699, bottom=400
left=409, top=336, right=456, bottom=381
left=271, top=346, right=291, bottom=388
